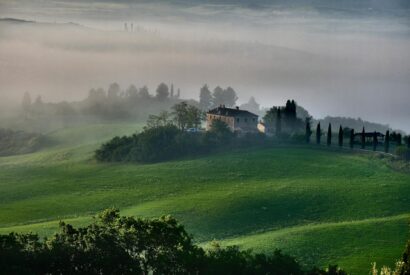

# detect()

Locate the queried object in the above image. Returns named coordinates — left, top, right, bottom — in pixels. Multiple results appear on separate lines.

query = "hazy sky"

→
left=0, top=0, right=409, bottom=131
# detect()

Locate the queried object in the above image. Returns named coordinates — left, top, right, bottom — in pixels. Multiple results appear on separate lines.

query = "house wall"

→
left=233, top=115, right=258, bottom=133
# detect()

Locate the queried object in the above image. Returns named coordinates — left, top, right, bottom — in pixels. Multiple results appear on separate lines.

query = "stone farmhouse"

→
left=206, top=105, right=259, bottom=133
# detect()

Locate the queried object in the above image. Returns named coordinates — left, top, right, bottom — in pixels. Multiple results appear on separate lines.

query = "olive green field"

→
left=0, top=123, right=409, bottom=274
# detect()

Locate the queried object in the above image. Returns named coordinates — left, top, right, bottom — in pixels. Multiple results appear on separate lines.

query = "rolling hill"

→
left=0, top=123, right=409, bottom=274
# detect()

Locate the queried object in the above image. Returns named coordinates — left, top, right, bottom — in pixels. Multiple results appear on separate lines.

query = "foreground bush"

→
left=0, top=209, right=347, bottom=275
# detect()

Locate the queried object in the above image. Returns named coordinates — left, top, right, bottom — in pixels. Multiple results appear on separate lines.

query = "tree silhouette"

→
left=397, top=133, right=402, bottom=146
left=276, top=108, right=282, bottom=136
left=305, top=117, right=312, bottom=143
left=361, top=127, right=365, bottom=149
left=316, top=123, right=321, bottom=145
left=156, top=83, right=169, bottom=101
left=199, top=84, right=212, bottom=110
left=327, top=123, right=332, bottom=146
left=338, top=125, right=343, bottom=147
left=385, top=130, right=390, bottom=153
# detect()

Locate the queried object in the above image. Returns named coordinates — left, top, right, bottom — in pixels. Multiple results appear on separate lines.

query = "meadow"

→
left=0, top=123, right=409, bottom=274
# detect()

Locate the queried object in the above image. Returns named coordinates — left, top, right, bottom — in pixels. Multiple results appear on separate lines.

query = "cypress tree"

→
left=338, top=125, right=343, bottom=147
left=361, top=127, right=366, bottom=149
left=327, top=123, right=332, bottom=146
left=276, top=108, right=282, bottom=136
left=407, top=135, right=410, bottom=149
left=350, top=129, right=355, bottom=149
left=305, top=117, right=312, bottom=143
left=373, top=131, right=378, bottom=151
left=397, top=133, right=402, bottom=146
left=316, top=123, right=321, bottom=145
left=385, top=130, right=390, bottom=153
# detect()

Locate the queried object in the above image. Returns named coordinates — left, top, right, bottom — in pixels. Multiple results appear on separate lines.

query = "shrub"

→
left=395, top=146, right=410, bottom=161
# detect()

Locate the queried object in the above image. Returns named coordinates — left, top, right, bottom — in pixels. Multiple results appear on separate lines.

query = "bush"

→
left=395, top=146, right=410, bottom=161
left=0, top=209, right=346, bottom=275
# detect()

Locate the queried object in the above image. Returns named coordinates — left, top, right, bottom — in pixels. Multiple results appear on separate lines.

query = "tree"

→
left=176, top=88, right=181, bottom=98
left=361, top=127, right=366, bottom=149
left=212, top=86, right=238, bottom=108
left=172, top=102, right=204, bottom=130
left=385, top=130, right=390, bottom=153
left=276, top=108, right=282, bottom=136
left=373, top=131, right=378, bottom=151
left=139, top=86, right=150, bottom=99
left=316, top=123, right=321, bottom=145
left=338, top=125, right=343, bottom=147
left=397, top=133, right=402, bottom=146
left=126, top=84, right=139, bottom=99
left=146, top=111, right=173, bottom=129
left=350, top=129, right=355, bottom=149
left=21, top=92, right=32, bottom=118
left=156, top=83, right=169, bottom=101
left=108, top=82, right=121, bottom=100
left=199, top=84, right=212, bottom=110
left=327, top=123, right=332, bottom=146
left=170, top=84, right=174, bottom=98
left=305, top=117, right=312, bottom=143
left=240, top=97, right=260, bottom=114
left=407, top=136, right=410, bottom=149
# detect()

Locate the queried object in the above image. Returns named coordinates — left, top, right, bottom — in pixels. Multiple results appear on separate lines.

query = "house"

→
left=354, top=132, right=385, bottom=143
left=206, top=105, right=258, bottom=133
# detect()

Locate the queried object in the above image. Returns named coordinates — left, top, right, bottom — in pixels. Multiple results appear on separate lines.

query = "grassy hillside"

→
left=0, top=123, right=409, bottom=274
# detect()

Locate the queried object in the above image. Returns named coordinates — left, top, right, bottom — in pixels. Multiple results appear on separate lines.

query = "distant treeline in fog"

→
left=0, top=81, right=402, bottom=136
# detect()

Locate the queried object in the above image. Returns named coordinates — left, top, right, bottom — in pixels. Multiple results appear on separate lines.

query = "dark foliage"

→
left=305, top=117, right=312, bottom=144
left=385, top=130, right=390, bottom=153
left=327, top=124, right=332, bottom=146
left=316, top=123, right=321, bottom=145
left=349, top=129, right=355, bottom=149
left=361, top=127, right=365, bottom=149
left=96, top=121, right=266, bottom=163
left=0, top=209, right=346, bottom=275
left=0, top=128, right=45, bottom=156
left=338, top=126, right=343, bottom=147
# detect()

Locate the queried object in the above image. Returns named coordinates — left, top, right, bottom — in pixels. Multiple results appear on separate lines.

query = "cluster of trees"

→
left=0, top=208, right=351, bottom=275
left=199, top=85, right=239, bottom=110
left=0, top=128, right=45, bottom=156
left=18, top=83, right=187, bottom=132
left=263, top=100, right=305, bottom=135
left=96, top=111, right=266, bottom=163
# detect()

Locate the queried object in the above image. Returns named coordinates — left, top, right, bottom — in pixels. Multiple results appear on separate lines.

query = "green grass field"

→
left=0, top=123, right=409, bottom=274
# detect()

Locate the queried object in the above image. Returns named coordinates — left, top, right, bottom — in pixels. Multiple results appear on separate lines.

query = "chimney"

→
left=236, top=106, right=239, bottom=110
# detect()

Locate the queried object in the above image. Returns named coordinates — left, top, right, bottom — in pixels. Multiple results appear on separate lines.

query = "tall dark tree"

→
left=385, top=130, right=390, bottom=153
left=316, top=123, right=321, bottom=145
left=199, top=84, right=212, bottom=110
left=327, top=123, right=332, bottom=146
left=107, top=82, right=120, bottom=100
left=305, top=117, right=312, bottom=143
left=407, top=135, right=410, bottom=149
left=350, top=129, right=355, bottom=149
left=338, top=125, right=343, bottom=147
left=361, top=127, right=365, bottom=149
left=156, top=83, right=169, bottom=101
left=276, top=108, right=282, bottom=136
left=372, top=131, right=378, bottom=151
left=397, top=133, right=402, bottom=146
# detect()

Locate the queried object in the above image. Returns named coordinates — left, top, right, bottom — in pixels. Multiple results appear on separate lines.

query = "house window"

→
left=236, top=118, right=240, bottom=123
left=253, top=118, right=256, bottom=122
left=245, top=118, right=248, bottom=123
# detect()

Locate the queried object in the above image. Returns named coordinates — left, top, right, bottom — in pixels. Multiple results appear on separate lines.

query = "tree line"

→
left=304, top=121, right=410, bottom=161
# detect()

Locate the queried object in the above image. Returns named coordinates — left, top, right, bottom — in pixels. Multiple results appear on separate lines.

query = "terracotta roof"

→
left=207, top=106, right=258, bottom=117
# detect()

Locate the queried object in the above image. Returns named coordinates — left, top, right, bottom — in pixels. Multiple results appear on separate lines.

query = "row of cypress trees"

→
left=305, top=120, right=410, bottom=153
